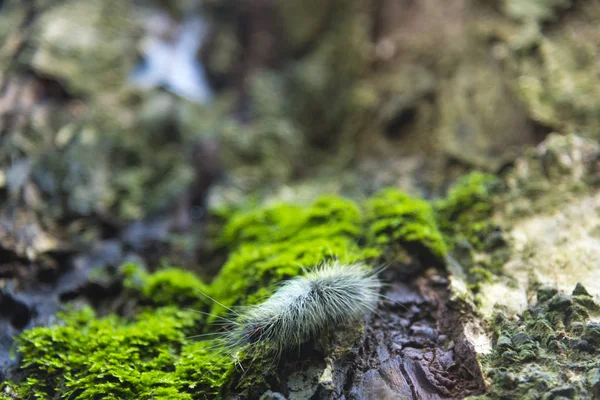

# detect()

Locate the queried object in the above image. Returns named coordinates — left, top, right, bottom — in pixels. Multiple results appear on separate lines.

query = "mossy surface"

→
left=210, top=195, right=378, bottom=316
left=476, top=284, right=600, bottom=399
left=434, top=172, right=507, bottom=292
left=366, top=188, right=447, bottom=263
left=436, top=172, right=499, bottom=251
left=7, top=307, right=233, bottom=399
left=1, top=195, right=382, bottom=398
left=1, top=187, right=502, bottom=398
left=131, top=265, right=212, bottom=311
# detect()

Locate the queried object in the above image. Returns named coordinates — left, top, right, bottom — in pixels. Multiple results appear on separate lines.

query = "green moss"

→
left=3, top=192, right=461, bottom=398
left=120, top=263, right=213, bottom=322
left=479, top=284, right=600, bottom=399
left=366, top=188, right=447, bottom=262
left=220, top=195, right=361, bottom=247
left=211, top=195, right=378, bottom=316
left=435, top=171, right=499, bottom=251
left=434, top=172, right=505, bottom=293
left=10, top=306, right=234, bottom=399
left=140, top=267, right=211, bottom=311
left=363, top=172, right=498, bottom=269
left=175, top=341, right=236, bottom=398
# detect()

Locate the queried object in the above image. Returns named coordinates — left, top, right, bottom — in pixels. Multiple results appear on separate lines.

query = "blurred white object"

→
left=130, top=13, right=212, bottom=103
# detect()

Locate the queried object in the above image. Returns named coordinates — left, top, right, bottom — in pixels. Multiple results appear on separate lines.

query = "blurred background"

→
left=0, top=0, right=599, bottom=356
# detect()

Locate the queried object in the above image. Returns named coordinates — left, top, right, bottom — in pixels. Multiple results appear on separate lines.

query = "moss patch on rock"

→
left=436, top=171, right=500, bottom=251
left=5, top=307, right=233, bottom=399
left=210, top=195, right=378, bottom=315
left=1, top=195, right=381, bottom=398
left=477, top=284, right=600, bottom=399
left=1, top=186, right=503, bottom=398
left=435, top=172, right=508, bottom=292
left=129, top=265, right=212, bottom=311
left=366, top=188, right=447, bottom=263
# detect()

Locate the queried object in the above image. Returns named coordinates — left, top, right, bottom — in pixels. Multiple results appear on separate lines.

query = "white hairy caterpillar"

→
left=218, top=260, right=382, bottom=357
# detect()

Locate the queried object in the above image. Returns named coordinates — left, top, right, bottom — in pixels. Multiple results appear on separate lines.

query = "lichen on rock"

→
left=461, top=134, right=600, bottom=399
left=475, top=284, right=600, bottom=400
left=476, top=134, right=600, bottom=317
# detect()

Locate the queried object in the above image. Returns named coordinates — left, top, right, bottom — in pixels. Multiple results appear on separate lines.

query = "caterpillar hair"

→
left=222, top=260, right=382, bottom=358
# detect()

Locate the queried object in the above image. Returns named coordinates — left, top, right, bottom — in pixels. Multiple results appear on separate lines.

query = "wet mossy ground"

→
left=0, top=181, right=500, bottom=399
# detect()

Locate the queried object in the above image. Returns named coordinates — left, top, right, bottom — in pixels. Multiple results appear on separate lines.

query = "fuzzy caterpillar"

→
left=220, top=261, right=382, bottom=357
